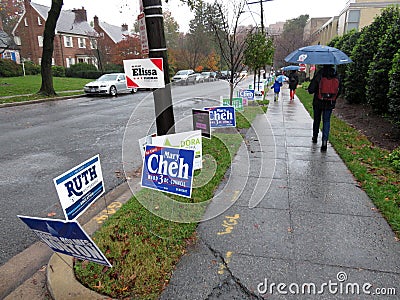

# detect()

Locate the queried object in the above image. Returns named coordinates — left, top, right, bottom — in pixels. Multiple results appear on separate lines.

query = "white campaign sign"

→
left=124, top=58, right=165, bottom=89
left=148, top=130, right=203, bottom=170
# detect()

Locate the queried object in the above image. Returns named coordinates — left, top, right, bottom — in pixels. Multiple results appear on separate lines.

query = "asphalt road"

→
left=0, top=79, right=232, bottom=267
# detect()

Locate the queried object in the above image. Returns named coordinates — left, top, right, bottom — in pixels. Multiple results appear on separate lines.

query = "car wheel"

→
left=109, top=86, right=117, bottom=96
left=131, top=88, right=138, bottom=93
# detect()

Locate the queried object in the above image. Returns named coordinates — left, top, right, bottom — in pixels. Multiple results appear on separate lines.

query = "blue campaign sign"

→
left=203, top=106, right=236, bottom=128
left=18, top=215, right=112, bottom=267
left=141, top=146, right=195, bottom=198
left=53, top=155, right=104, bottom=221
left=239, top=89, right=255, bottom=100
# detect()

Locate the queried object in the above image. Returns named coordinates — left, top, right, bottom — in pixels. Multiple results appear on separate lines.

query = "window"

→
left=38, top=36, right=43, bottom=47
left=78, top=37, right=86, bottom=48
left=14, top=36, right=21, bottom=45
left=66, top=57, right=75, bottom=68
left=346, top=10, right=360, bottom=32
left=24, top=18, right=28, bottom=27
left=90, top=39, right=97, bottom=49
left=64, top=36, right=73, bottom=47
left=37, top=17, right=42, bottom=26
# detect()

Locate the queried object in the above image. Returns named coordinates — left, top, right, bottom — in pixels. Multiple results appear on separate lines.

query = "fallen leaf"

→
left=47, top=212, right=56, bottom=217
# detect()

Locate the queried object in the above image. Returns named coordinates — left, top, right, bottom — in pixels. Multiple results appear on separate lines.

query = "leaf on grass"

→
left=102, top=266, right=109, bottom=273
left=93, top=281, right=102, bottom=289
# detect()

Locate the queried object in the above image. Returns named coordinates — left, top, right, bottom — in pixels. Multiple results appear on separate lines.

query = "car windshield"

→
left=97, top=74, right=118, bottom=81
left=176, top=70, right=189, bottom=75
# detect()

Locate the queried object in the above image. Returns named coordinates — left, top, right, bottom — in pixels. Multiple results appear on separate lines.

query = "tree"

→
left=0, top=0, right=24, bottom=34
left=39, top=0, right=63, bottom=97
left=366, top=17, right=400, bottom=113
left=273, top=15, right=309, bottom=68
left=110, top=35, right=142, bottom=65
left=345, top=6, right=400, bottom=104
left=244, top=31, right=274, bottom=90
left=207, top=0, right=253, bottom=102
left=163, top=10, right=180, bottom=49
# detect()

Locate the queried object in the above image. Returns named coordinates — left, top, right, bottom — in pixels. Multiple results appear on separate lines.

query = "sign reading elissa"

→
left=141, top=146, right=194, bottom=198
left=18, top=216, right=112, bottom=267
left=204, top=106, right=236, bottom=128
left=123, top=58, right=164, bottom=89
left=53, top=155, right=104, bottom=221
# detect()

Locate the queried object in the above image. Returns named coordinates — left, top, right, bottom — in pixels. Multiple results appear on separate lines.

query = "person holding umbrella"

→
left=284, top=45, right=352, bottom=151
left=288, top=70, right=299, bottom=101
left=307, top=65, right=340, bottom=151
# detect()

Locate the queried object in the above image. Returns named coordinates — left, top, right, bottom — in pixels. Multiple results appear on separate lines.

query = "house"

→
left=12, top=0, right=98, bottom=68
left=309, top=0, right=400, bottom=45
left=92, top=16, right=141, bottom=67
left=0, top=13, right=20, bottom=62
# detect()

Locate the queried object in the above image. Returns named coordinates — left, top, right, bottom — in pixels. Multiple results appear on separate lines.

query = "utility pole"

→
left=260, top=0, right=264, bottom=34
left=143, top=0, right=175, bottom=136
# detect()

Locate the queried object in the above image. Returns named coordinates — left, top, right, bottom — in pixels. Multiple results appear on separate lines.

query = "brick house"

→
left=92, top=16, right=141, bottom=68
left=12, top=0, right=98, bottom=68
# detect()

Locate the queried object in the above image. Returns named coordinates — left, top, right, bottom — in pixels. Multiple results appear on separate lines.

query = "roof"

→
left=31, top=2, right=97, bottom=37
left=98, top=21, right=129, bottom=43
left=0, top=30, right=18, bottom=50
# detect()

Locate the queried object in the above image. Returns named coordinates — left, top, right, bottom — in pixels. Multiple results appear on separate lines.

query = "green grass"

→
left=0, top=75, right=90, bottom=104
left=297, top=88, right=400, bottom=235
left=73, top=103, right=268, bottom=299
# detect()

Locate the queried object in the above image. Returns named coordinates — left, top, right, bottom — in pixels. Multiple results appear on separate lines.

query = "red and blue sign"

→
left=141, top=145, right=195, bottom=198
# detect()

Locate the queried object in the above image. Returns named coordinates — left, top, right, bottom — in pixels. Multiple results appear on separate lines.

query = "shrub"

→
left=0, top=59, right=23, bottom=77
left=66, top=63, right=99, bottom=78
left=52, top=65, right=66, bottom=77
left=103, top=63, right=123, bottom=73
left=23, top=60, right=40, bottom=75
left=388, top=50, right=400, bottom=122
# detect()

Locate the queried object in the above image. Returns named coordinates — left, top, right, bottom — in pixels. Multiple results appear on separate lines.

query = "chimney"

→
left=94, top=15, right=99, bottom=27
left=121, top=24, right=128, bottom=32
left=72, top=7, right=87, bottom=23
left=0, top=13, right=3, bottom=31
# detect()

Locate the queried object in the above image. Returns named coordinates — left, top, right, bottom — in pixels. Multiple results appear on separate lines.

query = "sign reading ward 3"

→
left=204, top=106, right=236, bottom=128
left=53, top=155, right=104, bottom=221
left=124, top=58, right=165, bottom=89
left=18, top=216, right=112, bottom=267
left=141, top=146, right=194, bottom=198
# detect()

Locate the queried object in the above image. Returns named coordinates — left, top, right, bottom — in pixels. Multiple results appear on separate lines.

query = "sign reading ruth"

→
left=123, top=58, right=165, bottom=89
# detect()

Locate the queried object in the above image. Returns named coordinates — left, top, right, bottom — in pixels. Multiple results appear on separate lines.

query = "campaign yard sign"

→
left=141, top=146, right=194, bottom=198
left=239, top=89, right=255, bottom=101
left=192, top=109, right=211, bottom=139
left=148, top=130, right=202, bottom=170
left=53, top=155, right=104, bottom=221
left=123, top=58, right=164, bottom=89
left=204, top=106, right=236, bottom=128
left=18, top=216, right=112, bottom=267
left=222, top=97, right=244, bottom=111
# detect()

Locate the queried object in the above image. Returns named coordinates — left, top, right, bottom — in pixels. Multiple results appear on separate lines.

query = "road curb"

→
left=0, top=94, right=84, bottom=109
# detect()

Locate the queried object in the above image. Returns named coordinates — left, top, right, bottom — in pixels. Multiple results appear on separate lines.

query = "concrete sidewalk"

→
left=160, top=86, right=400, bottom=299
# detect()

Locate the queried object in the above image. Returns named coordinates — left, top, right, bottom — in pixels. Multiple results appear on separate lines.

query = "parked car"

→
left=84, top=73, right=137, bottom=96
left=194, top=73, right=205, bottom=83
left=201, top=71, right=212, bottom=82
left=220, top=70, right=231, bottom=80
left=171, top=69, right=197, bottom=85
left=210, top=72, right=218, bottom=80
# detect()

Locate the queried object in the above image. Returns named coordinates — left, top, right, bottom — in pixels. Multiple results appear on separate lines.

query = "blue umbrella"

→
left=284, top=45, right=352, bottom=65
left=282, top=65, right=300, bottom=71
left=276, top=75, right=288, bottom=83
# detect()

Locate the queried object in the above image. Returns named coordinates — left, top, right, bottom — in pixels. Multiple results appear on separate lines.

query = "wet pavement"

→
left=160, top=86, right=400, bottom=299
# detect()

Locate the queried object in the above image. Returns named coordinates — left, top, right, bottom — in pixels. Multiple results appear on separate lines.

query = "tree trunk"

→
left=39, top=0, right=63, bottom=96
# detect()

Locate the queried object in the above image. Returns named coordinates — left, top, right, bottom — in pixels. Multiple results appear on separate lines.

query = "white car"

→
left=171, top=69, right=197, bottom=85
left=84, top=73, right=137, bottom=96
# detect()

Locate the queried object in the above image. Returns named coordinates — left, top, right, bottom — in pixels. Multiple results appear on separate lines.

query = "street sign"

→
left=141, top=145, right=195, bottom=198
left=18, top=216, right=112, bottom=267
left=53, top=155, right=104, bottom=221
left=138, top=13, right=149, bottom=55
left=124, top=58, right=165, bottom=89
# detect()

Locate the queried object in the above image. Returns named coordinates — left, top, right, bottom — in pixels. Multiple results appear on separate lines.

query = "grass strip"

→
left=74, top=104, right=265, bottom=299
left=296, top=88, right=400, bottom=235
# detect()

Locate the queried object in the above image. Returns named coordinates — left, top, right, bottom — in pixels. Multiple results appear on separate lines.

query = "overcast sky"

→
left=32, top=0, right=349, bottom=33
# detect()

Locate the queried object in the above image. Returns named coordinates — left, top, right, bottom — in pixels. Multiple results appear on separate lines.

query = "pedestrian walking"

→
left=288, top=70, right=299, bottom=101
left=271, top=79, right=282, bottom=102
left=307, top=65, right=340, bottom=151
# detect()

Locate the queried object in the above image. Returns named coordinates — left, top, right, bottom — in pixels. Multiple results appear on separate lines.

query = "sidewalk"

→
left=160, top=87, right=400, bottom=299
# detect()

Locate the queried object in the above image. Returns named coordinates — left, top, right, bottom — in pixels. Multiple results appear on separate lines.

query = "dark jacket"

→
left=308, top=66, right=339, bottom=110
left=288, top=71, right=299, bottom=90
left=271, top=81, right=282, bottom=93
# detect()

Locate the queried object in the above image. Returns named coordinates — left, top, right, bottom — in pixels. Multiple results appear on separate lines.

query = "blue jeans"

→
left=313, top=105, right=333, bottom=141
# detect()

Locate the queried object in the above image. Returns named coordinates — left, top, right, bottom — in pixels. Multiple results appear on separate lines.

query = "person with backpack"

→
left=288, top=70, right=299, bottom=101
left=271, top=79, right=282, bottom=102
left=307, top=65, right=340, bottom=151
